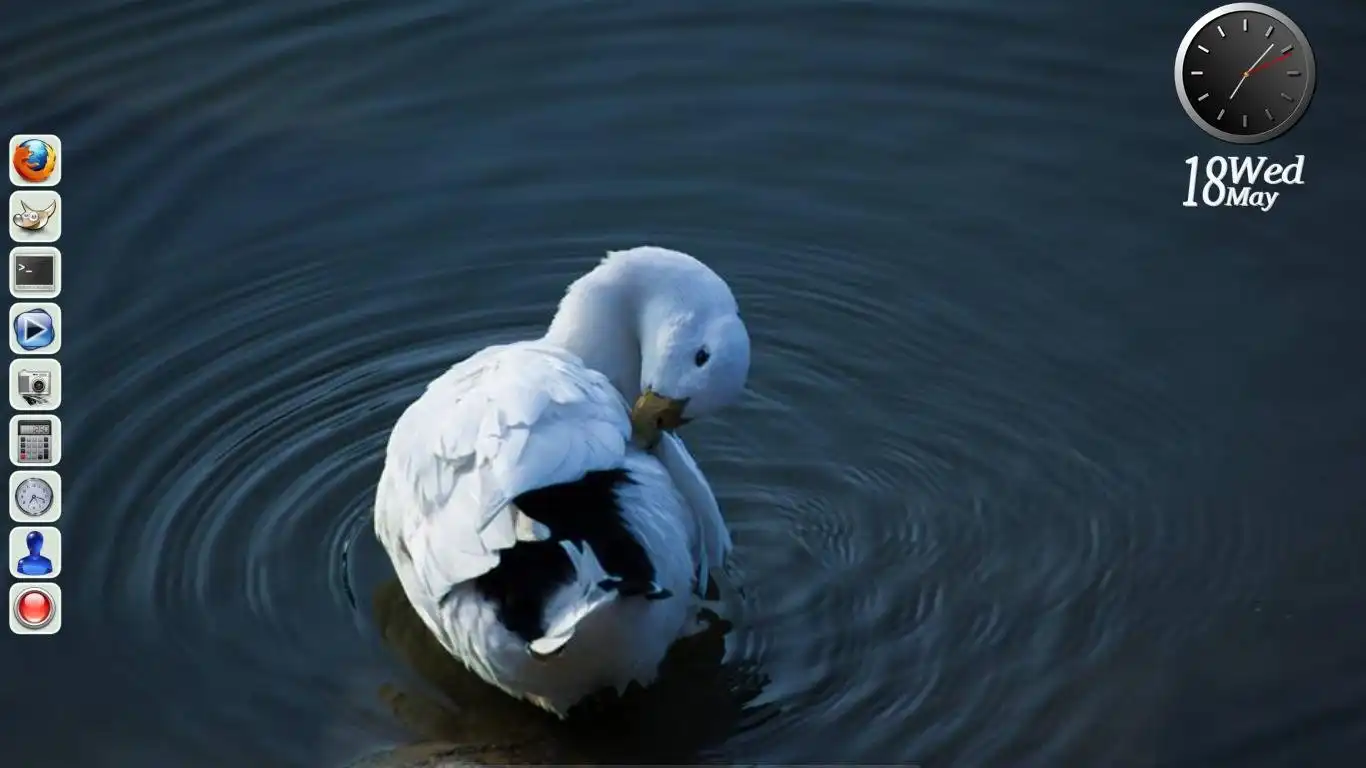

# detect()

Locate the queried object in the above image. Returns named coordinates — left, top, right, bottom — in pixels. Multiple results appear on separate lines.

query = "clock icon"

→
left=1175, top=3, right=1316, bottom=144
left=13, top=476, right=54, bottom=517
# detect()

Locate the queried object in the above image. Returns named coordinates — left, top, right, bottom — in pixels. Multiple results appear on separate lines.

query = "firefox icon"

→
left=9, top=136, right=61, bottom=186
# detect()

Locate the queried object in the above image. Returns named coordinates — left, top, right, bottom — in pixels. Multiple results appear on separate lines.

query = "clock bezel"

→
left=1174, top=3, right=1317, bottom=144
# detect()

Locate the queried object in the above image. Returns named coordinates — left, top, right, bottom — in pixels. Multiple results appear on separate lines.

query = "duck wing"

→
left=651, top=431, right=733, bottom=599
left=374, top=340, right=631, bottom=606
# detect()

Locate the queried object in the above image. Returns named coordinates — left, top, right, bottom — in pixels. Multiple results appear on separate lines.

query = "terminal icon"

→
left=9, top=247, right=60, bottom=298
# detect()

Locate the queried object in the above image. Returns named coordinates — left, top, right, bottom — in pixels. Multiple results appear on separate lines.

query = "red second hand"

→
left=1246, top=50, right=1292, bottom=76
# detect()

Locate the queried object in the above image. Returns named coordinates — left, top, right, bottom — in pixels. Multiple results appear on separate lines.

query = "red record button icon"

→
left=16, top=587, right=53, bottom=627
left=9, top=583, right=60, bottom=633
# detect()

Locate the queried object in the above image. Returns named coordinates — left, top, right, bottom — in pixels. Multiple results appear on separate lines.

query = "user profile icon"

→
left=9, top=526, right=60, bottom=579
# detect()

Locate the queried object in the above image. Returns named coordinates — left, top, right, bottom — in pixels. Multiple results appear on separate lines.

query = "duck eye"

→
left=694, top=348, right=710, bottom=367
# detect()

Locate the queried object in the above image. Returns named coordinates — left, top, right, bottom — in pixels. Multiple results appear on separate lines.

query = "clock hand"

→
left=1229, top=42, right=1276, bottom=100
left=1246, top=50, right=1292, bottom=77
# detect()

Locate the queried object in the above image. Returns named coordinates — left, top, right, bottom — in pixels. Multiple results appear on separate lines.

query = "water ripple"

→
left=61, top=200, right=1210, bottom=764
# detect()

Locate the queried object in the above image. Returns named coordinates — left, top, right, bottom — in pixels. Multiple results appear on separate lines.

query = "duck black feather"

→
left=471, top=468, right=660, bottom=644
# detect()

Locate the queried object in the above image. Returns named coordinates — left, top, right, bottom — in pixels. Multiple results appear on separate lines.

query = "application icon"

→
left=9, top=526, right=60, bottom=579
left=10, top=358, right=60, bottom=410
left=9, top=415, right=60, bottom=467
left=9, top=471, right=60, bottom=523
left=11, top=194, right=57, bottom=232
left=9, top=302, right=60, bottom=354
left=9, top=191, right=61, bottom=243
left=9, top=582, right=61, bottom=635
left=8, top=135, right=61, bottom=187
left=9, top=247, right=60, bottom=299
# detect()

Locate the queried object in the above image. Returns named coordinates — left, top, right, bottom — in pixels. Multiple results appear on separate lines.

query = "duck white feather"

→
left=374, top=246, right=748, bottom=716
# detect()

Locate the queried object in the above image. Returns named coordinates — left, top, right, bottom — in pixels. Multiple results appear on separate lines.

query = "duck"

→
left=374, top=245, right=750, bottom=716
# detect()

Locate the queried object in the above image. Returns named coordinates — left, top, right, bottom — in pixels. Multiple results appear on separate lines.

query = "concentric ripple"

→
left=6, top=1, right=1366, bottom=767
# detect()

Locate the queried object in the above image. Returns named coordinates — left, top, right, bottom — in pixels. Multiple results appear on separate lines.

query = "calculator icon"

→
left=9, top=415, right=60, bottom=467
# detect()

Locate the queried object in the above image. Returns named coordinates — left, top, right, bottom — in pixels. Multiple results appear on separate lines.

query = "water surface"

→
left=3, top=1, right=1365, bottom=766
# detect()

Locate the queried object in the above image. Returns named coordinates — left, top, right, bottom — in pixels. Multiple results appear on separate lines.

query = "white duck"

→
left=374, top=246, right=750, bottom=716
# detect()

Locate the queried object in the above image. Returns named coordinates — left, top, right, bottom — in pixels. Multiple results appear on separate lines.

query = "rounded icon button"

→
left=9, top=302, right=61, bottom=355
left=10, top=136, right=60, bottom=186
left=8, top=581, right=60, bottom=634
left=14, top=586, right=54, bottom=629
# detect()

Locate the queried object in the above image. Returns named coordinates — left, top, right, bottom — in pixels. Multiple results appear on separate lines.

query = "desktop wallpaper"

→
left=2, top=1, right=1364, bottom=766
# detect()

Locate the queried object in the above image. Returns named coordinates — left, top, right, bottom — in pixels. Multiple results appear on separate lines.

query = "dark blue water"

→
left=3, top=1, right=1365, bottom=765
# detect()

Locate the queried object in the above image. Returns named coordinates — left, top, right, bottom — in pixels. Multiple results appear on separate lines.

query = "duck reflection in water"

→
left=359, top=578, right=772, bottom=766
left=15, top=530, right=53, bottom=576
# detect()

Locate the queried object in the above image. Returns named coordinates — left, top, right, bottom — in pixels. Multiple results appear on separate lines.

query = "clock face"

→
left=1175, top=4, right=1316, bottom=143
left=15, top=477, right=53, bottom=515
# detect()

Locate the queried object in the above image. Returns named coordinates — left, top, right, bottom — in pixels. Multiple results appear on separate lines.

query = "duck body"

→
left=374, top=340, right=727, bottom=715
left=375, top=246, right=748, bottom=716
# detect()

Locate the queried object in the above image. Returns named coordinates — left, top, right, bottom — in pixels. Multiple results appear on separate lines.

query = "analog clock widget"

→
left=10, top=471, right=59, bottom=522
left=1176, top=4, right=1316, bottom=143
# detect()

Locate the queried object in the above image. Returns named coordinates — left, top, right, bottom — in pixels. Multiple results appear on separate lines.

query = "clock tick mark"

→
left=1265, top=25, right=1274, bottom=38
left=1242, top=18, right=1248, bottom=32
left=1242, top=114, right=1248, bottom=128
left=1216, top=108, right=1225, bottom=121
left=1197, top=92, right=1210, bottom=102
left=1280, top=44, right=1293, bottom=54
left=1198, top=44, right=1209, bottom=53
left=1217, top=25, right=1226, bottom=37
left=1191, top=70, right=1204, bottom=75
left=1280, top=92, right=1294, bottom=101
left=1264, top=108, right=1273, bottom=120
left=1287, top=70, right=1301, bottom=76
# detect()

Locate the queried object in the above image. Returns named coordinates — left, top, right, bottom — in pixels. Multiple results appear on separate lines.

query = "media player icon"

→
left=13, top=310, right=52, bottom=350
left=9, top=302, right=60, bottom=354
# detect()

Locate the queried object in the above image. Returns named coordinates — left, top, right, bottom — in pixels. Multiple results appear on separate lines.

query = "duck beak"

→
left=630, top=389, right=690, bottom=449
